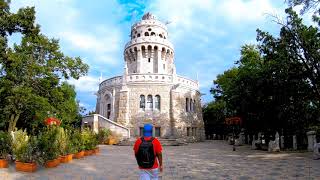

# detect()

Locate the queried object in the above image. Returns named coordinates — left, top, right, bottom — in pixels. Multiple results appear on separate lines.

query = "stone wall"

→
left=82, top=114, right=130, bottom=139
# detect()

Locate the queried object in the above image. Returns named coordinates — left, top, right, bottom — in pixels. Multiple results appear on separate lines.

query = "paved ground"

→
left=0, top=140, right=320, bottom=180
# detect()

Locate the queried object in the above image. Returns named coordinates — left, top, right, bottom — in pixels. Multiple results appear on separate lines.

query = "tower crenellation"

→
left=124, top=12, right=175, bottom=75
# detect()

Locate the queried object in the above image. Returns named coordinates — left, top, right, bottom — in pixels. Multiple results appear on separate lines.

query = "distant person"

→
left=134, top=124, right=163, bottom=180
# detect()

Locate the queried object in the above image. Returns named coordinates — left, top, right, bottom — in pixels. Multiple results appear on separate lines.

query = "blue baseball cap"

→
left=143, top=124, right=153, bottom=137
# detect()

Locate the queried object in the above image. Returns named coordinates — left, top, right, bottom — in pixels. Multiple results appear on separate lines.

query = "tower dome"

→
left=124, top=13, right=175, bottom=74
left=142, top=12, right=156, bottom=20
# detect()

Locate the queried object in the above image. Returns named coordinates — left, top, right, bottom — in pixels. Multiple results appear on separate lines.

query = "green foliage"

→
left=70, top=129, right=85, bottom=152
left=56, top=127, right=67, bottom=156
left=97, top=128, right=111, bottom=144
left=81, top=128, right=98, bottom=150
left=12, top=129, right=39, bottom=163
left=208, top=8, right=320, bottom=138
left=0, top=131, right=12, bottom=159
left=0, top=0, right=89, bottom=131
left=37, top=126, right=59, bottom=162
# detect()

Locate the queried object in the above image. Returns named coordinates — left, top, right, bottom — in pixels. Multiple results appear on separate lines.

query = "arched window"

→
left=190, top=98, right=193, bottom=112
left=155, top=95, right=160, bottom=110
left=193, top=100, right=196, bottom=112
left=137, top=33, right=140, bottom=37
left=186, top=98, right=189, bottom=112
left=147, top=95, right=153, bottom=110
left=145, top=32, right=149, bottom=36
left=151, top=32, right=155, bottom=36
left=140, top=95, right=145, bottom=110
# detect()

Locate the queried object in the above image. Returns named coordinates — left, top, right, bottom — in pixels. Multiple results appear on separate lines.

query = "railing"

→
left=125, top=36, right=174, bottom=49
left=99, top=74, right=199, bottom=90
left=82, top=114, right=130, bottom=139
left=132, top=20, right=167, bottom=31
left=176, top=75, right=199, bottom=89
left=99, top=76, right=123, bottom=89
left=126, top=73, right=173, bottom=83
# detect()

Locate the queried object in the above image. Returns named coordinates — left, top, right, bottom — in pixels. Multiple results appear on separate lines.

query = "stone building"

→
left=94, top=12, right=205, bottom=141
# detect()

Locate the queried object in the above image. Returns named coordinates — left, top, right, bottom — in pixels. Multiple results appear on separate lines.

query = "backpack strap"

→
left=141, top=137, right=154, bottom=142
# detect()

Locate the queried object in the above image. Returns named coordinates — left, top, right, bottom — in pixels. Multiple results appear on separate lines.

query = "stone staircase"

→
left=117, top=137, right=188, bottom=146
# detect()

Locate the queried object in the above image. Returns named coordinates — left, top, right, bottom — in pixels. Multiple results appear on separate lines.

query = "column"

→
left=157, top=49, right=162, bottom=74
left=111, top=88, right=115, bottom=121
left=137, top=48, right=142, bottom=73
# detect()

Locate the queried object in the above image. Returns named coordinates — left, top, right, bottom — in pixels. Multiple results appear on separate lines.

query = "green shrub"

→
left=12, top=129, right=39, bottom=163
left=82, top=128, right=95, bottom=150
left=38, top=126, right=59, bottom=162
left=98, top=128, right=111, bottom=144
left=0, top=131, right=12, bottom=159
left=65, top=129, right=77, bottom=154
left=70, top=129, right=85, bottom=152
left=57, top=127, right=68, bottom=156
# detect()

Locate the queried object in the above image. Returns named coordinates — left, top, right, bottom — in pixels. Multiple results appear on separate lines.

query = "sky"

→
left=9, top=0, right=313, bottom=113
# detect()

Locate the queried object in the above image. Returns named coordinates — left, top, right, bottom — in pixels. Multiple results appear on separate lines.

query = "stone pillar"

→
left=307, top=131, right=317, bottom=151
left=117, top=89, right=129, bottom=126
left=293, top=135, right=297, bottom=150
left=157, top=49, right=162, bottom=74
left=280, top=135, right=285, bottom=149
left=137, top=48, right=142, bottom=73
left=111, top=88, right=116, bottom=121
left=93, top=114, right=99, bottom=133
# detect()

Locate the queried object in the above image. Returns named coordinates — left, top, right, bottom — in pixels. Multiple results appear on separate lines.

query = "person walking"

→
left=134, top=124, right=163, bottom=180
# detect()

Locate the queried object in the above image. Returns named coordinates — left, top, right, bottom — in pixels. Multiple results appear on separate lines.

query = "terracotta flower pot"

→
left=84, top=150, right=93, bottom=156
left=108, top=138, right=117, bottom=145
left=15, top=161, right=37, bottom=172
left=0, top=159, right=8, bottom=168
left=44, top=158, right=60, bottom=168
left=67, top=154, right=73, bottom=161
left=74, top=151, right=84, bottom=159
left=93, top=147, right=100, bottom=154
left=60, top=154, right=73, bottom=163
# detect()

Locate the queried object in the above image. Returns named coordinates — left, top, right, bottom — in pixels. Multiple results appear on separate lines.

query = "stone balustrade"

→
left=126, top=73, right=173, bottom=84
left=125, top=36, right=174, bottom=50
left=132, top=20, right=167, bottom=31
left=99, top=74, right=199, bottom=90
left=176, top=75, right=199, bottom=89
left=99, top=76, right=123, bottom=89
left=82, top=114, right=130, bottom=139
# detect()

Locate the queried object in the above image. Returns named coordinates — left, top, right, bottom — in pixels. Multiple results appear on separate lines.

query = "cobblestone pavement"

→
left=1, top=140, right=320, bottom=180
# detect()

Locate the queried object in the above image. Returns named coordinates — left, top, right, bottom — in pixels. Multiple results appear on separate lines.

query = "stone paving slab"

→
left=0, top=140, right=319, bottom=180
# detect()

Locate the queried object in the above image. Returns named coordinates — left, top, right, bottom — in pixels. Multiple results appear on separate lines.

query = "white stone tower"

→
left=124, top=12, right=175, bottom=75
left=90, top=12, right=205, bottom=142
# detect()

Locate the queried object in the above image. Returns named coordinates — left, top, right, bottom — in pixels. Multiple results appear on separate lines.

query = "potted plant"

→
left=82, top=129, right=94, bottom=156
left=0, top=131, right=12, bottom=168
left=98, top=128, right=110, bottom=144
left=12, top=130, right=38, bottom=172
left=72, top=129, right=85, bottom=159
left=93, top=133, right=100, bottom=154
left=38, top=126, right=60, bottom=168
left=58, top=128, right=74, bottom=163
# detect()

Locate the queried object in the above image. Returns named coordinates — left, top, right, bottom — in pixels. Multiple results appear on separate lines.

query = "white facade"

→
left=96, top=13, right=205, bottom=141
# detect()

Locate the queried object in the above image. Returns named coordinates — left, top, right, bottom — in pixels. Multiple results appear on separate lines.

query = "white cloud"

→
left=218, top=0, right=281, bottom=22
left=68, top=75, right=99, bottom=93
left=59, top=29, right=121, bottom=66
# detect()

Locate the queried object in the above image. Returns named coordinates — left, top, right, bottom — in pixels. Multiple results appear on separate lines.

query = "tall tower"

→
left=124, top=12, right=175, bottom=74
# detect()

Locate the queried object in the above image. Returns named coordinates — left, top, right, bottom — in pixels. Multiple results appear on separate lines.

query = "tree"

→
left=0, top=1, right=89, bottom=132
left=287, top=0, right=320, bottom=13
